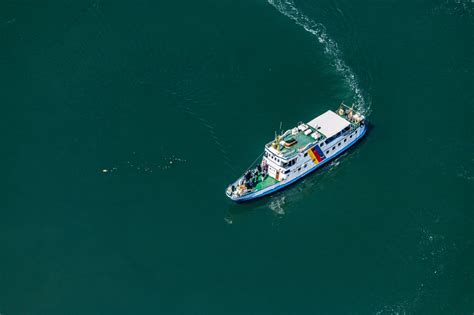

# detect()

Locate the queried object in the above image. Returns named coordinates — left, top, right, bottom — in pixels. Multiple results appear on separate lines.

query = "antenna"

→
left=279, top=121, right=282, bottom=135
left=272, top=131, right=277, bottom=149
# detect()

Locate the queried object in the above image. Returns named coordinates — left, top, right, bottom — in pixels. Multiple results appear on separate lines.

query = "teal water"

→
left=1, top=0, right=473, bottom=314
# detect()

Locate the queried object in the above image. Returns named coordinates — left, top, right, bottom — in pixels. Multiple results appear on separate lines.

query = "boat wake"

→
left=100, top=153, right=187, bottom=175
left=267, top=0, right=370, bottom=115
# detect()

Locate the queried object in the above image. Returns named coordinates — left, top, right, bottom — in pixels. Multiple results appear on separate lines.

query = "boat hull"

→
left=228, top=124, right=367, bottom=203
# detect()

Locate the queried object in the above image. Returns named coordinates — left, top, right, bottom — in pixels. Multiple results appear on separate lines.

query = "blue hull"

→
left=233, top=126, right=367, bottom=203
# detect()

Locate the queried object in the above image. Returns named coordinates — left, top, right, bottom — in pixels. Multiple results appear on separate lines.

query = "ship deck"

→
left=255, top=174, right=279, bottom=191
left=277, top=130, right=319, bottom=157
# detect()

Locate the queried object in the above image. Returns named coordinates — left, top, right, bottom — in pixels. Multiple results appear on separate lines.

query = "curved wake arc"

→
left=267, top=0, right=370, bottom=114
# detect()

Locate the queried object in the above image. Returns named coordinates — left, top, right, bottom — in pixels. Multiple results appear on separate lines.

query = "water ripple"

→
left=267, top=0, right=371, bottom=115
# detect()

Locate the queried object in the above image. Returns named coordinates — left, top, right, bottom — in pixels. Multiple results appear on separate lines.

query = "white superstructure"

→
left=226, top=104, right=367, bottom=202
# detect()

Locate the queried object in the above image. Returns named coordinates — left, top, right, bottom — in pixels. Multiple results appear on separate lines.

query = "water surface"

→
left=1, top=0, right=473, bottom=313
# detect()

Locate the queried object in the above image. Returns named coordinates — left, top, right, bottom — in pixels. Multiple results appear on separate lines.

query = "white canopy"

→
left=307, top=110, right=350, bottom=138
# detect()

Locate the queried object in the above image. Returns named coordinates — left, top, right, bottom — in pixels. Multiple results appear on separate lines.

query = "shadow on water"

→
left=225, top=122, right=374, bottom=221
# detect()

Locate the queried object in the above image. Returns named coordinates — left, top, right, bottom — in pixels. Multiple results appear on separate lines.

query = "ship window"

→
left=303, top=163, right=307, bottom=168
left=338, top=143, right=341, bottom=146
left=298, top=167, right=301, bottom=171
left=350, top=135, right=353, bottom=138
left=284, top=169, right=290, bottom=174
left=326, top=151, right=329, bottom=154
left=304, top=153, right=308, bottom=157
left=332, top=147, right=335, bottom=150
left=344, top=139, right=347, bottom=142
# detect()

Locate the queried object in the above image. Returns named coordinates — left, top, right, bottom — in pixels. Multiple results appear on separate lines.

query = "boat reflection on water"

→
left=224, top=171, right=323, bottom=224
left=267, top=196, right=286, bottom=216
left=224, top=146, right=365, bottom=224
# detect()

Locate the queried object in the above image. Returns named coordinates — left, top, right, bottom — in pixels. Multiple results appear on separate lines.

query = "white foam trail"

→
left=267, top=0, right=370, bottom=114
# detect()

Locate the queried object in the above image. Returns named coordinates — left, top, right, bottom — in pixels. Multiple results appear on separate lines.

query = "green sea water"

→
left=1, top=0, right=473, bottom=314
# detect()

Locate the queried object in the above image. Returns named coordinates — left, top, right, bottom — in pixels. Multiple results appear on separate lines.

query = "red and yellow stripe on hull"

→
left=307, top=146, right=325, bottom=165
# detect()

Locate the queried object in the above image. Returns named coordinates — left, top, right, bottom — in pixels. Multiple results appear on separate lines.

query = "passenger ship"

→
left=226, top=104, right=366, bottom=202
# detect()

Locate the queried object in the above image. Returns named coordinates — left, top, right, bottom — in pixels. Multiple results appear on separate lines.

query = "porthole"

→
left=332, top=147, right=335, bottom=150
left=326, top=151, right=329, bottom=154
